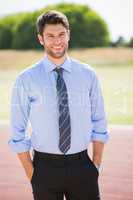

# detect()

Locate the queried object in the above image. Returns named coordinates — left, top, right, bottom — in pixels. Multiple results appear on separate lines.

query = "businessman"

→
left=9, top=10, right=109, bottom=200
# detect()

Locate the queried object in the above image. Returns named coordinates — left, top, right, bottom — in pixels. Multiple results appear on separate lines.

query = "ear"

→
left=67, top=29, right=70, bottom=41
left=37, top=34, right=44, bottom=46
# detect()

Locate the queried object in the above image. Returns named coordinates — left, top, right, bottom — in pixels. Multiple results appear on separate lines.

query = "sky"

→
left=0, top=0, right=132, bottom=41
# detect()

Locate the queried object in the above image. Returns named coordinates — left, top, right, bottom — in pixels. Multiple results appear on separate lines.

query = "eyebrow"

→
left=45, top=31, right=66, bottom=36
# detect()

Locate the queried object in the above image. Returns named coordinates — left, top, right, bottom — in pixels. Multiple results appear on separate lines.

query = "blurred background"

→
left=0, top=1, right=133, bottom=200
left=0, top=0, right=133, bottom=124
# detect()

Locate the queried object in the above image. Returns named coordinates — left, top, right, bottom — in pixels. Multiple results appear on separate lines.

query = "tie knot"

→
left=54, top=67, right=63, bottom=75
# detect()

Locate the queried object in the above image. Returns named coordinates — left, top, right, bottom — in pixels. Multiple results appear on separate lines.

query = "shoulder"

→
left=70, top=58, right=97, bottom=80
left=16, top=59, right=43, bottom=82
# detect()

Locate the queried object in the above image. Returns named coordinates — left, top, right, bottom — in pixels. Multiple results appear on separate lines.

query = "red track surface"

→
left=0, top=125, right=133, bottom=200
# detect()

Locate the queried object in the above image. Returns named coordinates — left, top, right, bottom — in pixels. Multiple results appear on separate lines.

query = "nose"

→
left=53, top=36, right=62, bottom=45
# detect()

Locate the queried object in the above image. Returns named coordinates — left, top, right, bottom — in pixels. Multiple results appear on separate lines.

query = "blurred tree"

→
left=0, top=24, right=13, bottom=48
left=127, top=37, right=133, bottom=47
left=111, top=36, right=125, bottom=47
left=0, top=3, right=110, bottom=49
left=12, top=13, right=40, bottom=49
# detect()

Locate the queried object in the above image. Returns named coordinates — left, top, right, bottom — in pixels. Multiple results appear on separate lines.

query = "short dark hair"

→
left=36, top=10, right=69, bottom=35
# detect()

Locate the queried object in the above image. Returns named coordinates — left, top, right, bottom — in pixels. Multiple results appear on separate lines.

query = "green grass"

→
left=0, top=70, right=18, bottom=120
left=95, top=66, right=133, bottom=124
left=0, top=48, right=133, bottom=124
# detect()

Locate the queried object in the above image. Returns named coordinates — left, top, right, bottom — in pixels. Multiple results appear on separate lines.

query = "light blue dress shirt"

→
left=8, top=55, right=109, bottom=154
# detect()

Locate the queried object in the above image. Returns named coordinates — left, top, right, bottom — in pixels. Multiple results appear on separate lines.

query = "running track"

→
left=0, top=124, right=133, bottom=200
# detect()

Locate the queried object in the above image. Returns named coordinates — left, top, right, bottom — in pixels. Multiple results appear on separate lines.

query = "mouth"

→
left=52, top=45, right=63, bottom=51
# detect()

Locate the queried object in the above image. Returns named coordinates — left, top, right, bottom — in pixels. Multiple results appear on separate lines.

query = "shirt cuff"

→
left=91, top=130, right=109, bottom=143
left=8, top=138, right=31, bottom=153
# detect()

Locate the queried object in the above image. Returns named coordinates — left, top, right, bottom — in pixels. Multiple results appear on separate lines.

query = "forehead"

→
left=43, top=24, right=67, bottom=34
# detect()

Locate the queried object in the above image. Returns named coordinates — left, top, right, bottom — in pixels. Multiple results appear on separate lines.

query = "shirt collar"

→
left=43, top=54, right=71, bottom=73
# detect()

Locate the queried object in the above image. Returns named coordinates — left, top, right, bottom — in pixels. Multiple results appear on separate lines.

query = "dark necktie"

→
left=55, top=67, right=71, bottom=154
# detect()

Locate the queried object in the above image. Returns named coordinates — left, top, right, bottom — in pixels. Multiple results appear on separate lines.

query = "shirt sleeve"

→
left=90, top=71, right=109, bottom=143
left=8, top=75, right=31, bottom=153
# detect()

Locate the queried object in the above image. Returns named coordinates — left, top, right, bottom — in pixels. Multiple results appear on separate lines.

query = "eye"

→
left=60, top=33, right=65, bottom=37
left=48, top=35, right=54, bottom=38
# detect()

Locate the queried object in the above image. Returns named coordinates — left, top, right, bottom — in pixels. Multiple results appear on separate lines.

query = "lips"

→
left=53, top=47, right=62, bottom=51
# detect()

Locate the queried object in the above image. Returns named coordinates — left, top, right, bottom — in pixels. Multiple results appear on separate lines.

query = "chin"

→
left=53, top=53, right=65, bottom=58
left=50, top=50, right=66, bottom=59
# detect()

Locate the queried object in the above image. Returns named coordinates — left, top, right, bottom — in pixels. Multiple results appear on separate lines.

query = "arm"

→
left=8, top=76, right=33, bottom=180
left=90, top=71, right=109, bottom=167
left=92, top=141, right=104, bottom=166
left=17, top=151, right=33, bottom=181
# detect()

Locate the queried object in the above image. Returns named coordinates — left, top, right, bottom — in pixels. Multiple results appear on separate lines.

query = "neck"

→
left=47, top=54, right=67, bottom=67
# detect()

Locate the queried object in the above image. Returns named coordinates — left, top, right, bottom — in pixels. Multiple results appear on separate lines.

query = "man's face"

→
left=38, top=24, right=70, bottom=59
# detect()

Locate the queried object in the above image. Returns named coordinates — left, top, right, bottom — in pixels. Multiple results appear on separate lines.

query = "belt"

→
left=34, top=149, right=88, bottom=161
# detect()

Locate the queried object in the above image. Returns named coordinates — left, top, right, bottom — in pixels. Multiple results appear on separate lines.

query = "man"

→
left=9, top=10, right=109, bottom=200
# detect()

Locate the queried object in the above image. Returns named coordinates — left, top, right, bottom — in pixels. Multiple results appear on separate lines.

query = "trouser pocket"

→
left=31, top=153, right=38, bottom=184
left=85, top=152, right=99, bottom=176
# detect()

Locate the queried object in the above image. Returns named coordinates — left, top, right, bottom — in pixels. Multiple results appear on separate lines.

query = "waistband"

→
left=33, top=149, right=88, bottom=161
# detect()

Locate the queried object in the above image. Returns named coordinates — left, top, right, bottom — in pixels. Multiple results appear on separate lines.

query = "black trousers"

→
left=31, top=149, right=100, bottom=200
